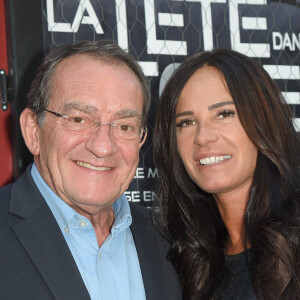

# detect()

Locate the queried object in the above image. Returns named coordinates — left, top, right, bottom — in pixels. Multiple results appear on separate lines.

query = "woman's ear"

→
left=20, top=108, right=40, bottom=156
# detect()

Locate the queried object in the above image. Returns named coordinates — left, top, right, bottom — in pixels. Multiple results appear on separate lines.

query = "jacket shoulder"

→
left=0, top=184, right=13, bottom=217
left=129, top=202, right=182, bottom=299
left=129, top=202, right=150, bottom=218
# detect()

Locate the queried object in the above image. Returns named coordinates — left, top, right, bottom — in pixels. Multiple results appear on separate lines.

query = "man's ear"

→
left=139, top=130, right=147, bottom=149
left=20, top=108, right=40, bottom=156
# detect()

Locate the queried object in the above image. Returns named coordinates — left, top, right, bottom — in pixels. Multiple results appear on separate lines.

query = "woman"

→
left=153, top=48, right=300, bottom=299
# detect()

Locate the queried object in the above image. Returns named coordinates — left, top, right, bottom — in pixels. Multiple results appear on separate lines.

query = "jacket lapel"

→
left=9, top=166, right=90, bottom=300
left=130, top=204, right=181, bottom=300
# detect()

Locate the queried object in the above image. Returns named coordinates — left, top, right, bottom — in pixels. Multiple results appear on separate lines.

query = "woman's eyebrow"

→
left=175, top=111, right=194, bottom=118
left=208, top=101, right=234, bottom=111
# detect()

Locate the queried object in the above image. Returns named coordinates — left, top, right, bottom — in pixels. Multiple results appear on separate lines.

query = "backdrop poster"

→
left=42, top=0, right=300, bottom=205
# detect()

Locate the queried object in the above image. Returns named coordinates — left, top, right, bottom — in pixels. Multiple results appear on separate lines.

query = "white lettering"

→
left=115, top=0, right=128, bottom=50
left=143, top=191, right=157, bottom=201
left=283, top=32, right=293, bottom=50
left=272, top=32, right=300, bottom=51
left=147, top=168, right=159, bottom=178
left=144, top=0, right=187, bottom=55
left=125, top=191, right=141, bottom=202
left=263, top=65, right=300, bottom=80
left=46, top=0, right=72, bottom=32
left=134, top=168, right=145, bottom=179
left=272, top=32, right=283, bottom=50
left=242, top=17, right=267, bottom=30
left=47, top=0, right=103, bottom=33
left=159, top=63, right=181, bottom=96
left=186, top=0, right=226, bottom=51
left=158, top=13, right=184, bottom=27
left=139, top=61, right=159, bottom=77
left=72, top=0, right=103, bottom=34
left=293, top=119, right=300, bottom=132
left=263, top=64, right=300, bottom=132
left=292, top=33, right=300, bottom=51
left=115, top=0, right=161, bottom=76
left=229, top=0, right=270, bottom=57
left=282, top=92, right=300, bottom=105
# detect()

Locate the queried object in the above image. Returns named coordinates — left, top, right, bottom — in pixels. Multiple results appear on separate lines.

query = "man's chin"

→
left=67, top=191, right=121, bottom=209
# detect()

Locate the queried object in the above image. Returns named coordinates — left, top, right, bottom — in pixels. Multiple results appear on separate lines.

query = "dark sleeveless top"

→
left=220, top=250, right=257, bottom=300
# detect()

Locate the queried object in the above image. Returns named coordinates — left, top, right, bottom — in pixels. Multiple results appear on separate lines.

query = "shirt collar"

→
left=30, top=163, right=132, bottom=235
left=111, top=194, right=132, bottom=236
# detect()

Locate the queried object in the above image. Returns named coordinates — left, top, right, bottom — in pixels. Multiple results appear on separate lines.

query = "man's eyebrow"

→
left=61, top=104, right=142, bottom=119
left=175, top=111, right=194, bottom=118
left=62, top=102, right=99, bottom=114
left=114, top=109, right=142, bottom=120
left=208, top=101, right=234, bottom=111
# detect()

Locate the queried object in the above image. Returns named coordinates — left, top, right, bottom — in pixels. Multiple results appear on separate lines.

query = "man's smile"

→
left=76, top=160, right=112, bottom=171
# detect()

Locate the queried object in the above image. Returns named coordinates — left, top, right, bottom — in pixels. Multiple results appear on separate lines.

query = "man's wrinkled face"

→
left=31, top=54, right=145, bottom=215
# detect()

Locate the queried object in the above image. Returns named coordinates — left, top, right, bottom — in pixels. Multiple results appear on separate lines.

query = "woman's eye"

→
left=176, top=119, right=197, bottom=128
left=217, top=110, right=235, bottom=119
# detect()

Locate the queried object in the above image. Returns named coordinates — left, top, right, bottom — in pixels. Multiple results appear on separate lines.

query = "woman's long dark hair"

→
left=153, top=48, right=300, bottom=299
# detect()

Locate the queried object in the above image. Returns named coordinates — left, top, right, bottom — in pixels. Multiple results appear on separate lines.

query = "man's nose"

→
left=85, top=123, right=116, bottom=157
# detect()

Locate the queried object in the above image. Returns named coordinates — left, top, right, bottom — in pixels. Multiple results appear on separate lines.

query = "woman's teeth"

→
left=199, top=155, right=231, bottom=165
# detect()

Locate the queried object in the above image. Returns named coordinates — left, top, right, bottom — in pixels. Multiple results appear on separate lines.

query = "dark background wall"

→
left=0, top=0, right=12, bottom=186
left=2, top=0, right=300, bottom=205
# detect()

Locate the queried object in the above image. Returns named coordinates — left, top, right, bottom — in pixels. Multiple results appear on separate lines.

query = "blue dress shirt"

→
left=31, top=163, right=146, bottom=300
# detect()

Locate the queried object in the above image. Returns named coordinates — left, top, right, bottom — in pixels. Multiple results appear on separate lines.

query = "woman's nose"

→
left=193, top=121, right=219, bottom=147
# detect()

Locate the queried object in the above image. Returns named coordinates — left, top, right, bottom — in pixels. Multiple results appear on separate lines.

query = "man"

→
left=0, top=40, right=181, bottom=300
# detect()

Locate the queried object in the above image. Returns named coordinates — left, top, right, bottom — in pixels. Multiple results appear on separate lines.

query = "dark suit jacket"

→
left=0, top=166, right=182, bottom=300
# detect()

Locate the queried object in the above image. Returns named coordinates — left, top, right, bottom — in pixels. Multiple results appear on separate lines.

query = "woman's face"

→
left=175, top=66, right=258, bottom=200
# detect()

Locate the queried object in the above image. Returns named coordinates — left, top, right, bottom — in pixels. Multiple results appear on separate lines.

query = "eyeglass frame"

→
left=43, top=108, right=148, bottom=143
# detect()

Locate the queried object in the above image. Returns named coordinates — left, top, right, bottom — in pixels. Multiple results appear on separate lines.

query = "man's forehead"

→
left=50, top=53, right=141, bottom=92
left=59, top=52, right=113, bottom=65
left=54, top=53, right=127, bottom=77
left=47, top=53, right=144, bottom=117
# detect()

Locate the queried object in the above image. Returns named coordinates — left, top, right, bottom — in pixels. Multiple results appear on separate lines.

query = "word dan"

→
left=273, top=32, right=300, bottom=51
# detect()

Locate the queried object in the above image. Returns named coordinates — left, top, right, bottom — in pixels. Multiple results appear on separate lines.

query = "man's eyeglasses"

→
left=43, top=109, right=147, bottom=143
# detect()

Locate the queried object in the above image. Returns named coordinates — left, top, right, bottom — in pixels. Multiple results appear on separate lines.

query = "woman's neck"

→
left=213, top=188, right=249, bottom=255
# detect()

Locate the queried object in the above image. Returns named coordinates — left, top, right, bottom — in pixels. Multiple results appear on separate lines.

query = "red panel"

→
left=0, top=0, right=13, bottom=186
